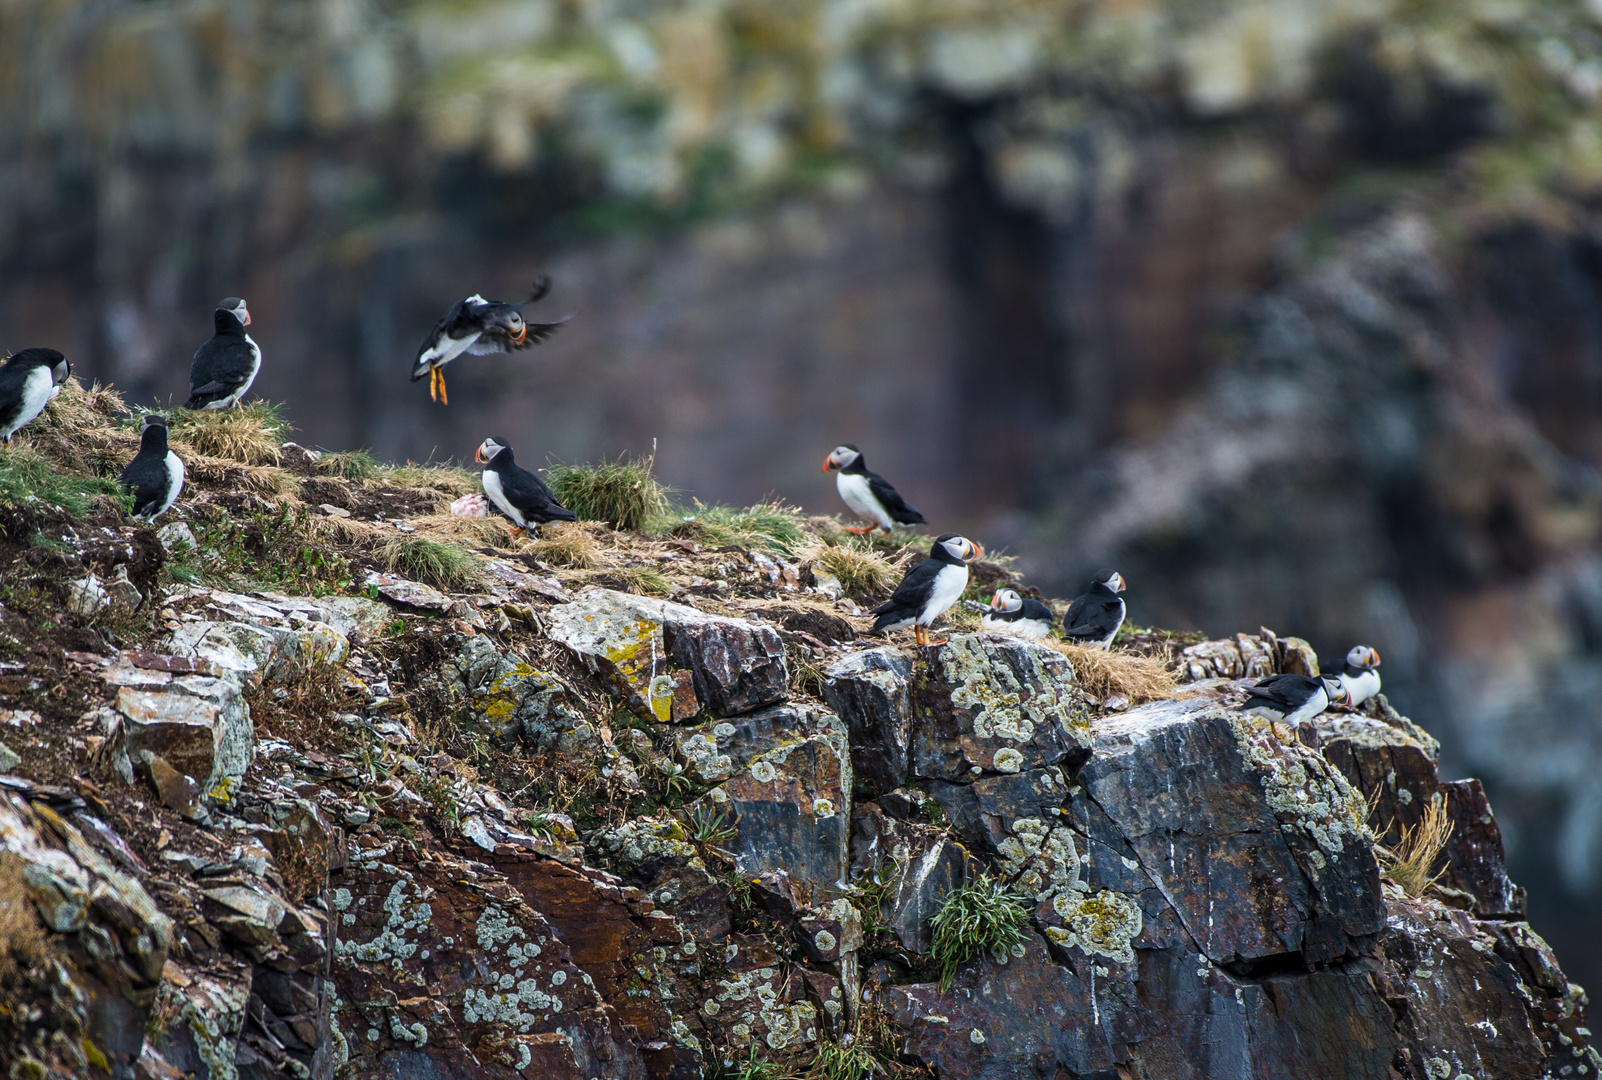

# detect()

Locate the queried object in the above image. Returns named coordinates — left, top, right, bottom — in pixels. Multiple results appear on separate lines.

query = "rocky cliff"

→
left=0, top=388, right=1592, bottom=1079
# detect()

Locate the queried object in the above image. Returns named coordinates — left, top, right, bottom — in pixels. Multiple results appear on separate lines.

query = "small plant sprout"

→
left=928, top=873, right=1032, bottom=992
left=684, top=804, right=740, bottom=849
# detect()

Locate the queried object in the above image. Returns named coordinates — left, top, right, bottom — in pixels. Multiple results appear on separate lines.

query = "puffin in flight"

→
left=118, top=415, right=185, bottom=522
left=870, top=533, right=984, bottom=646
left=412, top=277, right=572, bottom=404
left=1061, top=570, right=1127, bottom=648
left=822, top=445, right=928, bottom=535
left=982, top=588, right=1056, bottom=639
left=1327, top=645, right=1382, bottom=708
left=474, top=437, right=577, bottom=535
left=0, top=348, right=72, bottom=443
left=186, top=298, right=262, bottom=410
left=1239, top=673, right=1351, bottom=737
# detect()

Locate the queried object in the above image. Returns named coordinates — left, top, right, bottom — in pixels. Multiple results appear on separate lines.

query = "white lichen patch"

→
left=993, top=748, right=1025, bottom=773
left=1228, top=714, right=1372, bottom=859
left=942, top=635, right=1084, bottom=751
left=998, top=817, right=1083, bottom=903
left=1049, top=889, right=1144, bottom=965
left=678, top=730, right=735, bottom=783
left=591, top=818, right=706, bottom=873
left=334, top=874, right=432, bottom=964
left=750, top=759, right=778, bottom=784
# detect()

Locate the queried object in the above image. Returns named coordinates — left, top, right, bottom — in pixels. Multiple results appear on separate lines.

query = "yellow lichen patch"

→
left=1048, top=889, right=1144, bottom=965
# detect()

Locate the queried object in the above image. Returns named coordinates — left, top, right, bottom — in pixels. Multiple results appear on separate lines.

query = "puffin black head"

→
left=990, top=588, right=1023, bottom=613
left=215, top=297, right=251, bottom=331
left=489, top=306, right=529, bottom=345
left=6, top=347, right=69, bottom=383
left=139, top=413, right=170, bottom=446
left=474, top=436, right=510, bottom=465
left=1346, top=645, right=1381, bottom=671
left=1321, top=674, right=1353, bottom=708
left=822, top=444, right=863, bottom=474
left=1092, top=569, right=1126, bottom=594
left=932, top=532, right=983, bottom=564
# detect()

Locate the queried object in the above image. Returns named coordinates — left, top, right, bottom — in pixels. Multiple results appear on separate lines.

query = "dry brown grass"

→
left=166, top=401, right=288, bottom=465
left=0, top=856, right=49, bottom=984
left=1373, top=791, right=1455, bottom=898
left=412, top=512, right=519, bottom=548
left=28, top=379, right=138, bottom=476
left=526, top=522, right=604, bottom=568
left=807, top=538, right=907, bottom=602
left=1039, top=639, right=1180, bottom=705
left=372, top=463, right=480, bottom=498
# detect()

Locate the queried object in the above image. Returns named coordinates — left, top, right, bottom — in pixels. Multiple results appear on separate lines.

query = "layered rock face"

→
left=0, top=546, right=1592, bottom=1078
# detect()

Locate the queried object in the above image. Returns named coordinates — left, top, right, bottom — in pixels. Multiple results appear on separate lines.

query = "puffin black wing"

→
left=187, top=339, right=258, bottom=409
left=500, top=464, right=577, bottom=524
left=1243, top=674, right=1319, bottom=713
left=866, top=471, right=927, bottom=526
left=1061, top=591, right=1122, bottom=640
left=119, top=455, right=171, bottom=518
left=869, top=558, right=943, bottom=628
left=1019, top=597, right=1055, bottom=625
left=463, top=309, right=574, bottom=356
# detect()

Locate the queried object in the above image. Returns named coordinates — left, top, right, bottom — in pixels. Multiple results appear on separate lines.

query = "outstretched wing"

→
left=866, top=470, right=926, bottom=525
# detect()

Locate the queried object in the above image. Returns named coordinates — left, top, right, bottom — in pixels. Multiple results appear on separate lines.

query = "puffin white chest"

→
left=422, top=330, right=483, bottom=370
left=985, top=612, right=1050, bottom=639
left=1098, top=598, right=1126, bottom=647
left=157, top=451, right=186, bottom=518
left=1342, top=668, right=1381, bottom=707
left=8, top=367, right=54, bottom=437
left=836, top=472, right=890, bottom=529
left=920, top=563, right=969, bottom=625
left=482, top=468, right=524, bottom=527
left=1283, top=685, right=1330, bottom=725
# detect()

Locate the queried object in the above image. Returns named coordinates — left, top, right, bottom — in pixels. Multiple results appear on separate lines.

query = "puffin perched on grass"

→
left=1061, top=570, right=1127, bottom=648
left=871, top=533, right=984, bottom=646
left=822, top=445, right=927, bottom=535
left=1327, top=645, right=1382, bottom=708
left=412, top=277, right=572, bottom=405
left=474, top=437, right=576, bottom=535
left=982, top=588, right=1055, bottom=639
left=186, top=298, right=261, bottom=410
left=0, top=348, right=71, bottom=443
left=118, top=415, right=185, bottom=522
left=1239, top=673, right=1351, bottom=737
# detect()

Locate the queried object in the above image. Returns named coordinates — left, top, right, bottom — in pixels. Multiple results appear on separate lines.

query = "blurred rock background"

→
left=3, top=0, right=1601, bottom=989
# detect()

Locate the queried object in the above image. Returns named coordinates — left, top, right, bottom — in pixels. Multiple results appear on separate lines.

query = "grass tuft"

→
left=1038, top=639, right=1179, bottom=704
left=810, top=538, right=904, bottom=602
left=547, top=453, right=670, bottom=532
left=613, top=563, right=674, bottom=597
left=166, top=401, right=289, bottom=465
left=527, top=522, right=605, bottom=568
left=375, top=461, right=480, bottom=497
left=673, top=500, right=807, bottom=556
left=381, top=535, right=479, bottom=591
left=0, top=855, right=50, bottom=984
left=805, top=1041, right=878, bottom=1080
left=928, top=873, right=1032, bottom=992
left=1374, top=791, right=1455, bottom=898
left=316, top=448, right=381, bottom=480
left=0, top=446, right=129, bottom=516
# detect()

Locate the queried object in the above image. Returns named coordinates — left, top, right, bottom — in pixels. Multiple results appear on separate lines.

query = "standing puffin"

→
left=1326, top=645, right=1382, bottom=708
left=982, top=588, right=1056, bottom=639
left=118, top=415, right=185, bottom=522
left=1239, top=673, right=1351, bottom=736
left=822, top=445, right=928, bottom=535
left=412, top=277, right=572, bottom=405
left=186, top=298, right=261, bottom=410
left=870, top=533, right=984, bottom=646
left=0, top=348, right=71, bottom=443
left=1061, top=570, right=1127, bottom=648
left=474, top=437, right=577, bottom=535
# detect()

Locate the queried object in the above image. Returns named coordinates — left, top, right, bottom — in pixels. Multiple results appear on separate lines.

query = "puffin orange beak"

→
left=989, top=593, right=1004, bottom=610
left=242, top=311, right=252, bottom=327
left=968, top=542, right=984, bottom=563
left=822, top=456, right=835, bottom=473
left=474, top=446, right=487, bottom=464
left=512, top=324, right=528, bottom=345
left=1371, top=649, right=1382, bottom=666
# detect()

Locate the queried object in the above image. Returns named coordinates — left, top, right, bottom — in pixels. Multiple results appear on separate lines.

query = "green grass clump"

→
left=547, top=453, right=669, bottom=532
left=806, top=1041, right=878, bottom=1080
left=0, top=446, right=129, bottom=516
left=928, top=873, right=1032, bottom=992
left=812, top=538, right=901, bottom=602
left=672, top=500, right=807, bottom=556
left=381, top=535, right=479, bottom=591
left=316, top=448, right=381, bottom=480
left=614, top=563, right=674, bottom=597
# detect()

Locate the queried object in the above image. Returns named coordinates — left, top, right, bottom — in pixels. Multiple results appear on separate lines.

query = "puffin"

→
left=185, top=298, right=261, bottom=410
left=412, top=277, right=572, bottom=404
left=474, top=437, right=577, bottom=535
left=870, top=533, right=984, bottom=646
left=1061, top=570, right=1127, bottom=648
left=982, top=588, right=1056, bottom=639
left=1326, top=645, right=1382, bottom=708
left=0, top=348, right=71, bottom=443
left=1239, top=673, right=1351, bottom=736
left=822, top=445, right=928, bottom=535
left=118, top=415, right=185, bottom=522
